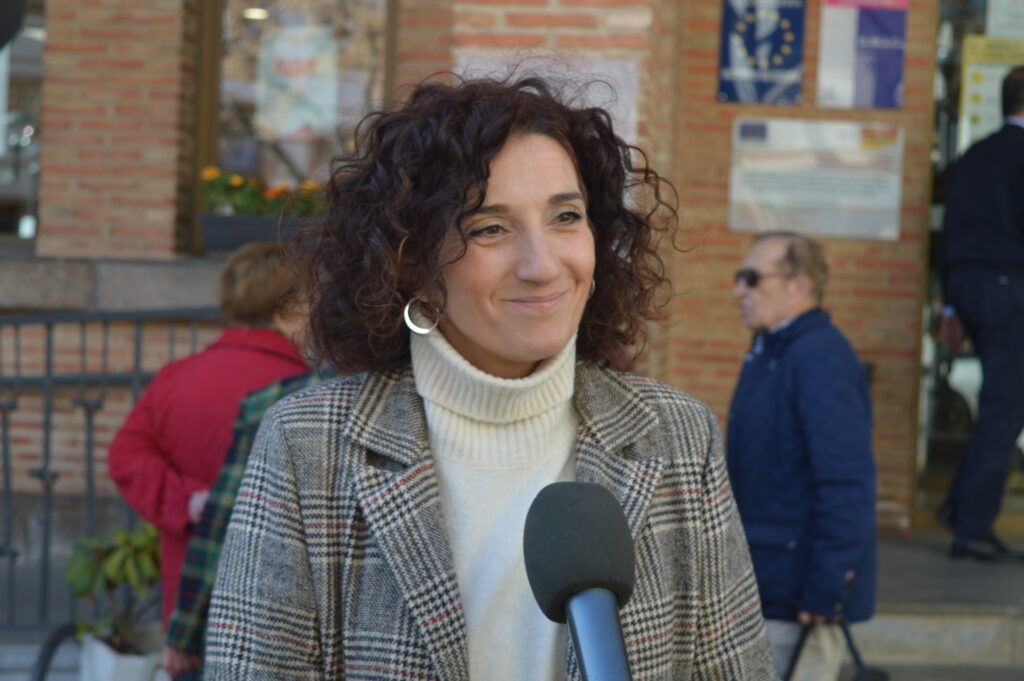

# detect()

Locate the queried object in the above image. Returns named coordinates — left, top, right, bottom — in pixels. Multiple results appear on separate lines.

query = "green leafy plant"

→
left=65, top=523, right=161, bottom=654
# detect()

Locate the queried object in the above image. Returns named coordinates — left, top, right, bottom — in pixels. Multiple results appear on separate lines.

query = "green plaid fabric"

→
left=165, top=369, right=332, bottom=654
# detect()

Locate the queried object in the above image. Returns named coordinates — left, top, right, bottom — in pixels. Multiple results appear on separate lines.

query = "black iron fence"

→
left=0, top=307, right=222, bottom=637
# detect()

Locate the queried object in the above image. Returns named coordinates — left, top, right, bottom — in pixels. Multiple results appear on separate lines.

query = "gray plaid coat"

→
left=204, top=363, right=775, bottom=680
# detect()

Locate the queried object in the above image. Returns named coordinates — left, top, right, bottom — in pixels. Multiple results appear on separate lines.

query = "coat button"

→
left=998, top=275, right=1009, bottom=285
left=787, top=540, right=797, bottom=550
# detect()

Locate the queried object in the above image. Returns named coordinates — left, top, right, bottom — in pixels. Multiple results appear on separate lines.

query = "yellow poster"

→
left=958, top=36, right=1024, bottom=153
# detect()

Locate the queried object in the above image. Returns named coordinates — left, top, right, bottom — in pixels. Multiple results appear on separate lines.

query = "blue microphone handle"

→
left=564, top=588, right=634, bottom=681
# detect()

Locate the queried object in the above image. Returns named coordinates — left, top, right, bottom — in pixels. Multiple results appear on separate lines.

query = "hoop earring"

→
left=588, top=279, right=596, bottom=299
left=403, top=297, right=439, bottom=335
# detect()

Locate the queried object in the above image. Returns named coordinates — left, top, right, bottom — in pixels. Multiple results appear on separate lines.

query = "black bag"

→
left=782, top=620, right=889, bottom=681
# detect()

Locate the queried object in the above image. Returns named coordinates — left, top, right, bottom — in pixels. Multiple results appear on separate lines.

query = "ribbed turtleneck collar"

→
left=410, top=327, right=576, bottom=425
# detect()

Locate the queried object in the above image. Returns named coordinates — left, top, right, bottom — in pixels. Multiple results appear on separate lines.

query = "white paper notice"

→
left=0, top=46, right=8, bottom=159
left=455, top=55, right=640, bottom=144
left=255, top=26, right=339, bottom=139
left=729, top=118, right=904, bottom=240
left=987, top=0, right=1024, bottom=40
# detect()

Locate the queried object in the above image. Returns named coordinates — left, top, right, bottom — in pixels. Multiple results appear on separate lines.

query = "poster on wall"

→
left=0, top=45, right=7, bottom=159
left=957, top=36, right=1024, bottom=154
left=456, top=55, right=640, bottom=143
left=817, top=0, right=907, bottom=109
left=987, top=0, right=1024, bottom=40
left=729, top=118, right=904, bottom=240
left=255, top=26, right=339, bottom=139
left=717, top=0, right=806, bottom=105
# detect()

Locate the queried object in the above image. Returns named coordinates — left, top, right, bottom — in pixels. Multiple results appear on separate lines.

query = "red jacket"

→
left=107, top=327, right=308, bottom=625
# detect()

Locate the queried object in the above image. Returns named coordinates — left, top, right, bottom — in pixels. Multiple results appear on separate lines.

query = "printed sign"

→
left=717, top=0, right=806, bottom=105
left=729, top=118, right=904, bottom=240
left=957, top=36, right=1024, bottom=153
left=456, top=55, right=640, bottom=144
left=0, top=45, right=7, bottom=158
left=817, top=0, right=908, bottom=109
left=256, top=26, right=339, bottom=139
left=987, top=0, right=1024, bottom=40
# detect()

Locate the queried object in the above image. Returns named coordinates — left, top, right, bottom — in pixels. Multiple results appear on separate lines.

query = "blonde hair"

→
left=218, top=242, right=299, bottom=326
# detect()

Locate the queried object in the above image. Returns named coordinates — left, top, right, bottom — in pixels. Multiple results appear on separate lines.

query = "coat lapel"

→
left=348, top=370, right=469, bottom=681
left=565, top=365, right=665, bottom=681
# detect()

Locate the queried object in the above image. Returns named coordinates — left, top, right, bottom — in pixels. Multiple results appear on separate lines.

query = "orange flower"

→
left=300, top=179, right=321, bottom=193
left=228, top=173, right=245, bottom=188
left=200, top=165, right=221, bottom=181
left=264, top=183, right=290, bottom=199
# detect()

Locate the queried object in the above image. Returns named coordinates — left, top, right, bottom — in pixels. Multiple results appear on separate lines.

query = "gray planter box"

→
left=199, top=214, right=309, bottom=255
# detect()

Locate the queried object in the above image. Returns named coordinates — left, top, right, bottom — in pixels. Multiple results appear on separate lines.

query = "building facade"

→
left=1, top=0, right=948, bottom=543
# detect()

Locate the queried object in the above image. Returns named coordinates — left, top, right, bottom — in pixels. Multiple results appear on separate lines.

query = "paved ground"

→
left=876, top=531, right=1024, bottom=609
left=843, top=664, right=1024, bottom=680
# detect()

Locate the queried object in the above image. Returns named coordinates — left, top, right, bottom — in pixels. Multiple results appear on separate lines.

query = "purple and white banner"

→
left=817, top=0, right=907, bottom=109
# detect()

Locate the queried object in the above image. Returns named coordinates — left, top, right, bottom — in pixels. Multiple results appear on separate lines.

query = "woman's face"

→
left=434, top=133, right=596, bottom=379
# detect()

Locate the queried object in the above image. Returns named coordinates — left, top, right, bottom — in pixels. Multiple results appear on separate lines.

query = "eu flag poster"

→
left=717, top=0, right=806, bottom=105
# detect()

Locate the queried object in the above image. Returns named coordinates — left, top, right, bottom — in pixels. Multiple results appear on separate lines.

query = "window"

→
left=0, top=0, right=43, bottom=240
left=215, top=1, right=390, bottom=190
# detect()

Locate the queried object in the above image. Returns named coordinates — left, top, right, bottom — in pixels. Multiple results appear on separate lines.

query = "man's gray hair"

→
left=754, top=231, right=829, bottom=303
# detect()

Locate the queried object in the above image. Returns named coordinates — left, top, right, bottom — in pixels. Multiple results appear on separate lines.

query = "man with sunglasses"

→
left=726, top=232, right=876, bottom=681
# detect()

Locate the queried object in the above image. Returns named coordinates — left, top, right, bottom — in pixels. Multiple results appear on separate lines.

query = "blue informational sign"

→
left=717, top=0, right=806, bottom=105
left=817, top=0, right=907, bottom=110
left=854, top=7, right=907, bottom=108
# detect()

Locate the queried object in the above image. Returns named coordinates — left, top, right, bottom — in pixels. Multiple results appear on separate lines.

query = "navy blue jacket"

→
left=941, top=124, right=1024, bottom=285
left=727, top=308, right=876, bottom=623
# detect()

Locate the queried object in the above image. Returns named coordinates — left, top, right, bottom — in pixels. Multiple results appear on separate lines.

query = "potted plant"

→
left=65, top=522, right=169, bottom=680
left=197, top=165, right=325, bottom=255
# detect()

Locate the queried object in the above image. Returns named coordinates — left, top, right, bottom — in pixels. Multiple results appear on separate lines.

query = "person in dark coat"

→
left=938, top=65, right=1024, bottom=562
left=727, top=232, right=876, bottom=681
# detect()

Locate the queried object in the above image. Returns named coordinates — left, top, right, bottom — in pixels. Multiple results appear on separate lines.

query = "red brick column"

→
left=36, top=0, right=199, bottom=258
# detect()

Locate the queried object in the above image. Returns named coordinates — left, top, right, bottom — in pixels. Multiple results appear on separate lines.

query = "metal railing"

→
left=0, top=307, right=222, bottom=637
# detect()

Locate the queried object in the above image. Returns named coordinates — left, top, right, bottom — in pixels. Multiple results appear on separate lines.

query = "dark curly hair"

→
left=300, top=73, right=677, bottom=374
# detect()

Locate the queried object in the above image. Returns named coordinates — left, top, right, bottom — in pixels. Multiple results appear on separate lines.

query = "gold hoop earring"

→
left=588, top=279, right=596, bottom=299
left=403, top=297, right=439, bottom=335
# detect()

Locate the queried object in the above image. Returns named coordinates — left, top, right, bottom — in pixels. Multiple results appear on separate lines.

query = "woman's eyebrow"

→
left=472, top=192, right=586, bottom=216
left=549, top=192, right=585, bottom=204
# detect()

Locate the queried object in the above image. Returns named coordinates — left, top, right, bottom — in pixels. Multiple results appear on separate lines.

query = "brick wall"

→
left=668, top=0, right=938, bottom=533
left=394, top=0, right=455, bottom=88
left=35, top=0, right=198, bottom=259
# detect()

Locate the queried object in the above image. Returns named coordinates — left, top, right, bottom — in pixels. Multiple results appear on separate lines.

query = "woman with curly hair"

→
left=205, top=75, right=774, bottom=681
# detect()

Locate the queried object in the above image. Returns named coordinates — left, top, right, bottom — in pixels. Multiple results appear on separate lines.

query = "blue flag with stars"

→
left=717, top=0, right=806, bottom=105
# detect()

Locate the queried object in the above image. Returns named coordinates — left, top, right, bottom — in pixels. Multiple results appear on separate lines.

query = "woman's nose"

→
left=517, top=229, right=559, bottom=282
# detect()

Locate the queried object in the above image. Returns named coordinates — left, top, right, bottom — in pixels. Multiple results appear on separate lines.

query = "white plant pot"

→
left=80, top=631, right=172, bottom=681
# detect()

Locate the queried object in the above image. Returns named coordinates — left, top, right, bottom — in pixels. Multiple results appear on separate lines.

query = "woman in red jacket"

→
left=107, top=242, right=309, bottom=677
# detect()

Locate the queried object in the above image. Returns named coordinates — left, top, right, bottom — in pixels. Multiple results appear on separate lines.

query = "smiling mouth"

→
left=508, top=291, right=567, bottom=309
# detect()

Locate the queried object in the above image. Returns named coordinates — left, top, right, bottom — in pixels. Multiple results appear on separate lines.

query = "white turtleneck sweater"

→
left=410, top=329, right=578, bottom=681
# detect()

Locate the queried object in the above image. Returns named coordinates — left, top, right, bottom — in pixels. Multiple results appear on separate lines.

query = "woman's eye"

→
left=467, top=223, right=503, bottom=238
left=556, top=210, right=583, bottom=224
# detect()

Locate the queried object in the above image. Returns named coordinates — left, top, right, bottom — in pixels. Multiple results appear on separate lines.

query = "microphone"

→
left=523, top=482, right=635, bottom=681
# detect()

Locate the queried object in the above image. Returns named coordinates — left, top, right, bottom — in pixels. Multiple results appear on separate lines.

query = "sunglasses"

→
left=733, top=268, right=792, bottom=288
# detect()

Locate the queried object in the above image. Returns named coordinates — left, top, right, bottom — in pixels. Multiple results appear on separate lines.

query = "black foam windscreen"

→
left=523, top=482, right=636, bottom=624
left=0, top=0, right=25, bottom=51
